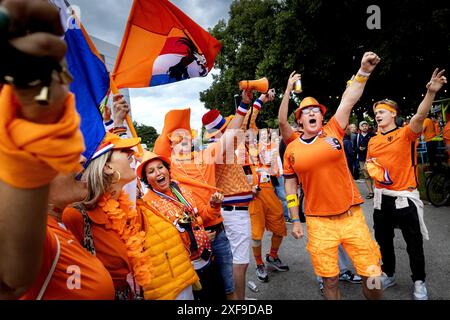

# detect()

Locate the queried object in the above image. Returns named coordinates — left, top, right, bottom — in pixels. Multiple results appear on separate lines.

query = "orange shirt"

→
left=367, top=125, right=421, bottom=191
left=283, top=116, right=363, bottom=216
left=63, top=207, right=132, bottom=292
left=21, top=217, right=114, bottom=300
left=170, top=143, right=223, bottom=228
left=422, top=118, right=437, bottom=142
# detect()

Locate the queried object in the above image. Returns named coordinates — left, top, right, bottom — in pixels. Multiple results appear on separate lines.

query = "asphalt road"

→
left=244, top=182, right=450, bottom=300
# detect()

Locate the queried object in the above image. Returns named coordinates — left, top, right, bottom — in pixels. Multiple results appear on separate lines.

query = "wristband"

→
left=354, top=74, right=369, bottom=83
left=236, top=101, right=249, bottom=116
left=357, top=69, right=371, bottom=77
left=253, top=98, right=263, bottom=111
left=286, top=194, right=299, bottom=208
left=291, top=218, right=300, bottom=222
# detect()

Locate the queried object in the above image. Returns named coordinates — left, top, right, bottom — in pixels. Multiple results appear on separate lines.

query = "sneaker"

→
left=256, top=264, right=268, bottom=282
left=380, top=272, right=396, bottom=290
left=413, top=281, right=428, bottom=300
left=339, top=270, right=362, bottom=284
left=266, top=254, right=290, bottom=272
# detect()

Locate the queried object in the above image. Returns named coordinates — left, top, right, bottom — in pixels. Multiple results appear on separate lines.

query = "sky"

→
left=69, top=0, right=232, bottom=133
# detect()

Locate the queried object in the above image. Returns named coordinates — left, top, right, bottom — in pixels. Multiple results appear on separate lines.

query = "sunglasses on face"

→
left=301, top=106, right=321, bottom=115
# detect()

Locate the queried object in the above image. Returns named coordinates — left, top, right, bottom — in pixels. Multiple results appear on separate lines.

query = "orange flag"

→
left=112, top=0, right=222, bottom=89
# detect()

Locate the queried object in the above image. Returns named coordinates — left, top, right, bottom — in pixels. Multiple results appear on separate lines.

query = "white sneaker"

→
left=413, top=281, right=428, bottom=300
left=380, top=272, right=396, bottom=290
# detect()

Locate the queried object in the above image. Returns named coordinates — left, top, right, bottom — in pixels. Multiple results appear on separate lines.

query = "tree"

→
left=133, top=121, right=158, bottom=150
left=201, top=0, right=449, bottom=126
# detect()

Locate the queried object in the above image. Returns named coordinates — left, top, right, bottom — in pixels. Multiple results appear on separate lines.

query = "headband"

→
left=375, top=103, right=397, bottom=115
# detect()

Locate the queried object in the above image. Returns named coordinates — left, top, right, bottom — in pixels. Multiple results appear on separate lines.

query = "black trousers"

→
left=373, top=195, right=426, bottom=282
left=193, top=259, right=226, bottom=301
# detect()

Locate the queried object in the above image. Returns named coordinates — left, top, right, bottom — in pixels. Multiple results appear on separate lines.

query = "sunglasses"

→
left=301, top=106, right=321, bottom=115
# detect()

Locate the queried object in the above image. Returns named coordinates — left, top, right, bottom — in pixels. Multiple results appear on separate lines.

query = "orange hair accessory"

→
left=375, top=103, right=397, bottom=115
left=0, top=85, right=84, bottom=188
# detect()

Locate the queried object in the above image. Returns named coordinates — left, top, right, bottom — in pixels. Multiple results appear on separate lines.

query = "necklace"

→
left=98, top=192, right=153, bottom=289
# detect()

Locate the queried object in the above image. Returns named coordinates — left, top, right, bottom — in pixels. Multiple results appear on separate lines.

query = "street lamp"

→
left=233, top=94, right=239, bottom=109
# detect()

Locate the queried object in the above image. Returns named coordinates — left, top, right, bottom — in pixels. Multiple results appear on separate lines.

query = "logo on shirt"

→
left=289, top=153, right=295, bottom=165
left=387, top=136, right=393, bottom=142
left=324, top=137, right=342, bottom=150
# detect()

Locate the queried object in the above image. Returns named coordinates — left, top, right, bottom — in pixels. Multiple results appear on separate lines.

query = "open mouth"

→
left=309, top=119, right=317, bottom=125
left=376, top=118, right=382, bottom=123
left=156, top=176, right=166, bottom=185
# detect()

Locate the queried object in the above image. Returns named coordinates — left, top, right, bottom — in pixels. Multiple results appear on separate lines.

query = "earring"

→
left=111, top=170, right=121, bottom=184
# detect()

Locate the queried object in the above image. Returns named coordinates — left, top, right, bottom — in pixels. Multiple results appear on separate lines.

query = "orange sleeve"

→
left=284, top=131, right=300, bottom=145
left=0, top=85, right=85, bottom=188
left=443, top=122, right=450, bottom=140
left=282, top=143, right=296, bottom=179
left=324, top=116, right=345, bottom=139
left=403, top=125, right=421, bottom=141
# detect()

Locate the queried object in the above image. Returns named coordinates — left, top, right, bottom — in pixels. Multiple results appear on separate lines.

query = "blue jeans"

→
left=211, top=227, right=235, bottom=295
left=274, top=175, right=289, bottom=220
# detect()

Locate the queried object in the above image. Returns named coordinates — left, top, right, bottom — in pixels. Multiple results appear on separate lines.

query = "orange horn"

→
left=239, top=77, right=269, bottom=93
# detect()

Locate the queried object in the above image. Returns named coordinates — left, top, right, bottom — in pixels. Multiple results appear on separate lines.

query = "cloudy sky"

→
left=70, top=0, right=232, bottom=132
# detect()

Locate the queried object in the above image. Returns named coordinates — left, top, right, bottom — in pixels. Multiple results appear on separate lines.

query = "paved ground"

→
left=244, top=182, right=450, bottom=300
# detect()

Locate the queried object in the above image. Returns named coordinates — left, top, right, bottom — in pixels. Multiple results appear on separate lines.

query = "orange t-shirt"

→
left=63, top=207, right=132, bottom=292
left=283, top=116, right=363, bottom=216
left=367, top=125, right=421, bottom=191
left=422, top=118, right=437, bottom=142
left=170, top=143, right=223, bottom=228
left=21, top=217, right=114, bottom=300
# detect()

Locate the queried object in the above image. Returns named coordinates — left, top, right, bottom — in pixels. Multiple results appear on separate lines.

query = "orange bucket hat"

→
left=153, top=108, right=191, bottom=159
left=136, top=151, right=171, bottom=180
left=295, top=96, right=327, bottom=120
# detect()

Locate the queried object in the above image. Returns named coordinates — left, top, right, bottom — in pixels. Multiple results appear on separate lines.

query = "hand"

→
left=251, top=185, right=260, bottom=196
left=426, top=68, right=447, bottom=93
left=2, top=0, right=69, bottom=124
left=360, top=52, right=381, bottom=74
left=259, top=88, right=275, bottom=103
left=206, top=230, right=216, bottom=242
left=209, top=192, right=224, bottom=207
left=102, top=105, right=111, bottom=122
left=291, top=221, right=304, bottom=239
left=241, top=90, right=253, bottom=104
left=112, top=94, right=129, bottom=126
left=286, top=71, right=301, bottom=92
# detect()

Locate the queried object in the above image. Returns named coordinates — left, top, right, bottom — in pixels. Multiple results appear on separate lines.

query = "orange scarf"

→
left=0, top=85, right=84, bottom=188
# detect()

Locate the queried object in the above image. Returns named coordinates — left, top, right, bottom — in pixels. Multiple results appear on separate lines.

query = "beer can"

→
left=293, top=79, right=302, bottom=93
left=247, top=281, right=259, bottom=293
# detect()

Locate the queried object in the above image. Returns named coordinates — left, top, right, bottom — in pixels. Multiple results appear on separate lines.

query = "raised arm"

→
left=279, top=72, right=300, bottom=142
left=409, top=69, right=447, bottom=133
left=0, top=0, right=78, bottom=299
left=335, top=52, right=381, bottom=129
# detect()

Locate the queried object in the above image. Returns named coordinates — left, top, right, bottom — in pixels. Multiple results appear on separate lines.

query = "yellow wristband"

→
left=286, top=194, right=299, bottom=208
left=354, top=74, right=369, bottom=83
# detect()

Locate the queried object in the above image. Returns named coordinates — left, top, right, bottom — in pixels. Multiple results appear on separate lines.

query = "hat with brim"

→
left=136, top=151, right=171, bottom=180
left=202, top=109, right=233, bottom=139
left=153, top=108, right=192, bottom=159
left=295, top=96, right=327, bottom=120
left=91, top=132, right=141, bottom=161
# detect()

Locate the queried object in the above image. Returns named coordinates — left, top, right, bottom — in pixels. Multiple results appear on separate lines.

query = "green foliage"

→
left=201, top=0, right=450, bottom=127
left=133, top=121, right=158, bottom=150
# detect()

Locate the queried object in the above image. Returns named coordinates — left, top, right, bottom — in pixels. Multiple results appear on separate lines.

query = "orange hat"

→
left=136, top=151, right=171, bottom=180
left=153, top=108, right=191, bottom=159
left=91, top=132, right=141, bottom=161
left=202, top=109, right=233, bottom=139
left=294, top=96, right=327, bottom=120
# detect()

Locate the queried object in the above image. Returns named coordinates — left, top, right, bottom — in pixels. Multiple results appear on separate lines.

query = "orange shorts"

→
left=249, top=184, right=287, bottom=240
left=305, top=205, right=382, bottom=278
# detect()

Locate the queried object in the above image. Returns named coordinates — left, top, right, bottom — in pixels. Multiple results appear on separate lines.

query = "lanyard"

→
left=152, top=182, right=195, bottom=214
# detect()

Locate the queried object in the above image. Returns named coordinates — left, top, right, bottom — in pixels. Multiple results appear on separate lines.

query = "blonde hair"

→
left=80, top=151, right=114, bottom=209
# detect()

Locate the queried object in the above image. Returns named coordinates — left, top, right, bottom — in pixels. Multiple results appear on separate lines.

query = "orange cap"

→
left=91, top=132, right=141, bottom=160
left=294, top=96, right=327, bottom=119
left=136, top=151, right=171, bottom=180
